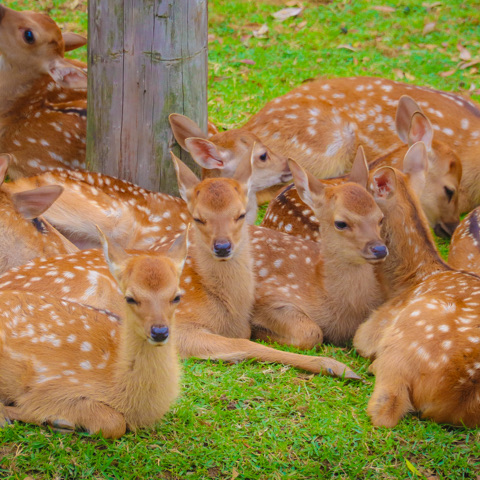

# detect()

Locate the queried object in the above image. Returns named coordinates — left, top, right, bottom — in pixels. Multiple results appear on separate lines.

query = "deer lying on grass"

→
left=0, top=154, right=359, bottom=378
left=262, top=101, right=461, bottom=239
left=0, top=231, right=187, bottom=438
left=353, top=141, right=480, bottom=427
left=448, top=207, right=480, bottom=275
left=246, top=76, right=475, bottom=212
left=170, top=113, right=292, bottom=222
left=0, top=155, right=76, bottom=273
left=249, top=158, right=387, bottom=348
left=0, top=4, right=87, bottom=178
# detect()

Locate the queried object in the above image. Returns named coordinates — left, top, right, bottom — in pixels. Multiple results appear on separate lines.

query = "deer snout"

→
left=213, top=239, right=232, bottom=259
left=149, top=325, right=169, bottom=345
left=434, top=221, right=459, bottom=239
left=363, top=241, right=388, bottom=262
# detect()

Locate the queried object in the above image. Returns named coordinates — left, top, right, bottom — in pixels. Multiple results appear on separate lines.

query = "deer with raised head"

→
left=0, top=155, right=76, bottom=274
left=244, top=76, right=475, bottom=212
left=0, top=4, right=87, bottom=178
left=0, top=154, right=359, bottom=379
left=353, top=141, right=480, bottom=428
left=448, top=207, right=480, bottom=275
left=249, top=157, right=387, bottom=348
left=170, top=113, right=292, bottom=223
left=0, top=231, right=187, bottom=438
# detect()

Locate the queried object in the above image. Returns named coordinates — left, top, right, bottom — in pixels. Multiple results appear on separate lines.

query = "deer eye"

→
left=379, top=217, right=384, bottom=226
left=193, top=218, right=206, bottom=225
left=172, top=294, right=182, bottom=304
left=444, top=186, right=454, bottom=203
left=23, top=30, right=35, bottom=44
left=125, top=296, right=139, bottom=305
left=236, top=213, right=246, bottom=222
left=259, top=152, right=267, bottom=161
left=334, top=221, right=348, bottom=230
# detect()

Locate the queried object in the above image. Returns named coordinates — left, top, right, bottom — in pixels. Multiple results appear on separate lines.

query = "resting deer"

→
left=353, top=141, right=480, bottom=427
left=0, top=154, right=359, bottom=378
left=170, top=113, right=292, bottom=223
left=0, top=231, right=187, bottom=438
left=0, top=4, right=87, bottom=178
left=245, top=76, right=474, bottom=212
left=0, top=155, right=76, bottom=273
left=448, top=207, right=480, bottom=275
left=262, top=101, right=461, bottom=238
left=249, top=157, right=387, bottom=348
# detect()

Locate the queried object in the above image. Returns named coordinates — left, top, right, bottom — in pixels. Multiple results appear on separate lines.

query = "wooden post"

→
left=86, top=0, right=207, bottom=194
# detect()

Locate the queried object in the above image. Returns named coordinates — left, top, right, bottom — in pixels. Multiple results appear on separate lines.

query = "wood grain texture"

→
left=87, top=0, right=207, bottom=194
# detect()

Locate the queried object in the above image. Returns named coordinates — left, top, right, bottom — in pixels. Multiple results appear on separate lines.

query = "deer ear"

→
left=171, top=151, right=200, bottom=203
left=185, top=138, right=225, bottom=170
left=48, top=58, right=87, bottom=90
left=395, top=95, right=423, bottom=144
left=167, top=231, right=189, bottom=274
left=288, top=159, right=325, bottom=211
left=169, top=114, right=207, bottom=150
left=348, top=146, right=368, bottom=188
left=97, top=226, right=130, bottom=282
left=403, top=141, right=428, bottom=196
left=11, top=185, right=63, bottom=219
left=371, top=167, right=397, bottom=202
left=0, top=154, right=11, bottom=186
left=62, top=32, right=87, bottom=52
left=408, top=112, right=433, bottom=150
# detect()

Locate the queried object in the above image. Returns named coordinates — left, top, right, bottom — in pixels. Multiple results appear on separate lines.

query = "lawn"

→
left=2, top=0, right=480, bottom=478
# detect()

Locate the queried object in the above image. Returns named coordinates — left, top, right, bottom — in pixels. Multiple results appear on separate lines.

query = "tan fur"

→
left=0, top=5, right=87, bottom=178
left=353, top=150, right=480, bottom=427
left=0, top=236, right=186, bottom=438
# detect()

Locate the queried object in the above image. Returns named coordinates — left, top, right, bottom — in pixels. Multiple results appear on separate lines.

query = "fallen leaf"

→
left=423, top=22, right=436, bottom=35
left=272, top=7, right=303, bottom=21
left=422, top=1, right=442, bottom=9
left=393, top=68, right=404, bottom=78
left=439, top=69, right=456, bottom=77
left=297, top=20, right=307, bottom=29
left=253, top=24, right=269, bottom=38
left=457, top=42, right=472, bottom=61
left=405, top=72, right=416, bottom=81
left=371, top=6, right=396, bottom=12
left=460, top=59, right=480, bottom=70
left=337, top=44, right=357, bottom=51
left=233, top=59, right=256, bottom=65
left=231, top=467, right=240, bottom=480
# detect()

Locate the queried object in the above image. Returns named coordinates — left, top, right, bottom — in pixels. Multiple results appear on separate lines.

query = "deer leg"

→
left=251, top=304, right=323, bottom=350
left=177, top=327, right=360, bottom=379
left=353, top=309, right=391, bottom=359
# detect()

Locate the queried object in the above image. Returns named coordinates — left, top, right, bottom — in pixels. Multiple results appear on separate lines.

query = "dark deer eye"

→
left=259, top=152, right=267, bottom=161
left=23, top=29, right=35, bottom=44
left=444, top=186, right=454, bottom=203
left=193, top=218, right=206, bottom=225
left=334, top=221, right=348, bottom=230
left=125, top=296, right=139, bottom=305
left=172, top=294, right=181, bottom=304
left=236, top=213, right=246, bottom=222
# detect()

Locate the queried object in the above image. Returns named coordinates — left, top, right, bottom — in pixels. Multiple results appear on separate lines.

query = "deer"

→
left=261, top=99, right=461, bottom=239
left=0, top=153, right=360, bottom=379
left=0, top=230, right=187, bottom=438
left=244, top=76, right=475, bottom=213
left=448, top=207, right=480, bottom=275
left=352, top=141, right=480, bottom=428
left=169, top=113, right=292, bottom=223
left=0, top=4, right=88, bottom=178
left=0, top=154, right=77, bottom=274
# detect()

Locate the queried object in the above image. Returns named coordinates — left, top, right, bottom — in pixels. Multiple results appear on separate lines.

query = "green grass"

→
left=3, top=0, right=480, bottom=478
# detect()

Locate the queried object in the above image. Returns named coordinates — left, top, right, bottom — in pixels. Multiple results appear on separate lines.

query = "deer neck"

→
left=191, top=227, right=255, bottom=322
left=111, top=313, right=179, bottom=428
left=380, top=189, right=449, bottom=297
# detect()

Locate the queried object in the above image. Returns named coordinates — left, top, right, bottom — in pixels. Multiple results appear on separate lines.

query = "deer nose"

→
left=150, top=325, right=169, bottom=344
left=434, top=221, right=458, bottom=238
left=371, top=244, right=388, bottom=259
left=213, top=240, right=232, bottom=258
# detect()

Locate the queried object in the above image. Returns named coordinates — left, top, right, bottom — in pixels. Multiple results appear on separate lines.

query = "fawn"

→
left=170, top=113, right=292, bottom=223
left=261, top=98, right=461, bottom=239
left=0, top=231, right=187, bottom=438
left=0, top=154, right=359, bottom=379
left=249, top=157, right=387, bottom=348
left=245, top=76, right=474, bottom=212
left=353, top=141, right=480, bottom=427
left=448, top=207, right=480, bottom=275
left=0, top=155, right=76, bottom=273
left=0, top=4, right=87, bottom=178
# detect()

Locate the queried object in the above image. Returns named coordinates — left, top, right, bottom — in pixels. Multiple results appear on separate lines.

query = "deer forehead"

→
left=331, top=184, right=380, bottom=218
left=192, top=179, right=246, bottom=212
left=124, top=256, right=179, bottom=293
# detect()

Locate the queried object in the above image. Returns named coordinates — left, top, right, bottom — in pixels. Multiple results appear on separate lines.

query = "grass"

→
left=3, top=0, right=480, bottom=478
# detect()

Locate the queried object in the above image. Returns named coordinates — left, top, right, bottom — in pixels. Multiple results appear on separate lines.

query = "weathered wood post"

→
left=86, top=1, right=207, bottom=194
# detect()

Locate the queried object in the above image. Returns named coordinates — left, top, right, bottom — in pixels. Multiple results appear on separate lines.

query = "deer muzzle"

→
left=434, top=221, right=458, bottom=239
left=148, top=325, right=169, bottom=345
left=363, top=241, right=388, bottom=262
left=213, top=239, right=232, bottom=259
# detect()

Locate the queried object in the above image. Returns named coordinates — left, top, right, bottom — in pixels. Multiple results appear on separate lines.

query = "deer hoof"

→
left=47, top=418, right=76, bottom=434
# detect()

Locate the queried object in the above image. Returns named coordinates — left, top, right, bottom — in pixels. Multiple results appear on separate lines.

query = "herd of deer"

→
left=0, top=4, right=479, bottom=438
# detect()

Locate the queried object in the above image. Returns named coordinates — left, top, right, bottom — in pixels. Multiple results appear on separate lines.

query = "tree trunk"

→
left=86, top=0, right=207, bottom=194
